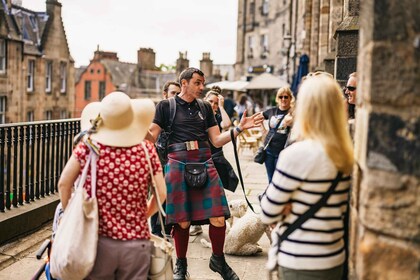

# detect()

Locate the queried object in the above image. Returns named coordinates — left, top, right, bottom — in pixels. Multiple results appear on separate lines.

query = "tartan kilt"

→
left=164, top=148, right=230, bottom=225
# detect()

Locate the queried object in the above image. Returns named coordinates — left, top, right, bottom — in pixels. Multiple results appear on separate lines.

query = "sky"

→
left=22, top=0, right=238, bottom=68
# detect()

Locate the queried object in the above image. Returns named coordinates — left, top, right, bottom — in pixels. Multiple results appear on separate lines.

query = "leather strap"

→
left=230, top=129, right=256, bottom=213
left=167, top=141, right=210, bottom=153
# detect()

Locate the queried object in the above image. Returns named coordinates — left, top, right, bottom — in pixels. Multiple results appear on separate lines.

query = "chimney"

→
left=137, top=48, right=156, bottom=71
left=199, top=52, right=213, bottom=78
left=176, top=51, right=189, bottom=77
left=92, top=47, right=119, bottom=61
left=46, top=0, right=62, bottom=17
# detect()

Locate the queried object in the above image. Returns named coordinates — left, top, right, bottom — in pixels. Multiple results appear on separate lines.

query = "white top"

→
left=260, top=139, right=350, bottom=270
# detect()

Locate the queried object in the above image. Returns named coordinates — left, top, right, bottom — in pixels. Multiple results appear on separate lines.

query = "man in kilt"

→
left=147, top=67, right=263, bottom=280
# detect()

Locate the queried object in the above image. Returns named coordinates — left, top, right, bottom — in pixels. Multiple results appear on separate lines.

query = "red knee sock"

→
left=173, top=224, right=190, bottom=258
left=209, top=224, right=226, bottom=256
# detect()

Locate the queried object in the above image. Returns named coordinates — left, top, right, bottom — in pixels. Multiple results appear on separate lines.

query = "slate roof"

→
left=101, top=59, right=137, bottom=88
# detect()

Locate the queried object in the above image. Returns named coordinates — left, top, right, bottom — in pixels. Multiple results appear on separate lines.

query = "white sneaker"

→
left=189, top=225, right=203, bottom=236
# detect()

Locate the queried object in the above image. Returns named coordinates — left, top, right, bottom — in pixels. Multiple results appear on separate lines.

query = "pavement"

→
left=0, top=142, right=276, bottom=280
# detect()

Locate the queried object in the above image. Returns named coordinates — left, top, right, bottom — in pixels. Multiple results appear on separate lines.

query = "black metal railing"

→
left=0, top=119, right=80, bottom=213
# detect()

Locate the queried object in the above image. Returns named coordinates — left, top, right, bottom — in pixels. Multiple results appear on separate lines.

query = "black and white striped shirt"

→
left=260, top=139, right=350, bottom=270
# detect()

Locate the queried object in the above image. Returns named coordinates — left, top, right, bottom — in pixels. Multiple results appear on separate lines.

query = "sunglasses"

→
left=278, top=96, right=289, bottom=100
left=346, top=86, right=356, bottom=91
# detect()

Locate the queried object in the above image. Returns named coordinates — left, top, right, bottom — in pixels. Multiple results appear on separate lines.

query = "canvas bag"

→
left=142, top=142, right=174, bottom=280
left=50, top=151, right=99, bottom=280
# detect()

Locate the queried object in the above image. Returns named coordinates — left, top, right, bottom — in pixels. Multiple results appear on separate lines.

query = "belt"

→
left=167, top=141, right=210, bottom=153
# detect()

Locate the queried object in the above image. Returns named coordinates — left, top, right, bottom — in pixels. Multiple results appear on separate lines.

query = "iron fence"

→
left=0, top=119, right=80, bottom=213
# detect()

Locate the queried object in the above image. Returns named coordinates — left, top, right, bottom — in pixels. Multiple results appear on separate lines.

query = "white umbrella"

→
left=206, top=80, right=249, bottom=91
left=244, top=73, right=289, bottom=90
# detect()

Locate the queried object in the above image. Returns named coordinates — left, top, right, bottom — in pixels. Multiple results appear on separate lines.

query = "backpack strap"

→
left=166, top=97, right=177, bottom=133
left=196, top=99, right=208, bottom=131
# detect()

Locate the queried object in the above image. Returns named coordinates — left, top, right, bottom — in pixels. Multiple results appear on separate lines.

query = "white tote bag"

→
left=142, top=142, right=174, bottom=280
left=50, top=152, right=99, bottom=280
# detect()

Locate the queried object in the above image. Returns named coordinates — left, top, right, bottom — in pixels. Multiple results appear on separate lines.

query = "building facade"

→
left=74, top=48, right=176, bottom=117
left=235, top=0, right=352, bottom=86
left=0, top=0, right=75, bottom=123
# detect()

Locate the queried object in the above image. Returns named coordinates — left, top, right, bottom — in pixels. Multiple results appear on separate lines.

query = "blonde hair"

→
left=294, top=75, right=354, bottom=174
left=276, top=87, right=295, bottom=110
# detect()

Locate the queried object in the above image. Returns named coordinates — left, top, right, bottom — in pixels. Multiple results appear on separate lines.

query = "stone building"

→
left=350, top=0, right=419, bottom=279
left=235, top=0, right=355, bottom=85
left=0, top=0, right=74, bottom=123
left=74, top=47, right=176, bottom=117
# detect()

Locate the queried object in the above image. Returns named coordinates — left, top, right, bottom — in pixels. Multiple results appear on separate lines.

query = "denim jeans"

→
left=264, top=148, right=279, bottom=183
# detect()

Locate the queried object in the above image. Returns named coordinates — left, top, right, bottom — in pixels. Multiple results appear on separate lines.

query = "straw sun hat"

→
left=80, top=91, right=155, bottom=147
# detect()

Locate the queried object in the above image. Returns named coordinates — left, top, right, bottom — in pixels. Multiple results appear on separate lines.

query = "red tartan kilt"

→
left=164, top=148, right=230, bottom=225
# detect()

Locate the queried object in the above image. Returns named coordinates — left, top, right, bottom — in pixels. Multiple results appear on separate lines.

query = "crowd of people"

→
left=55, top=67, right=357, bottom=280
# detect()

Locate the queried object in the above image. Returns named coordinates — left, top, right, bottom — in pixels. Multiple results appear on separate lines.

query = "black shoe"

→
left=209, top=253, right=240, bottom=280
left=173, top=258, right=188, bottom=280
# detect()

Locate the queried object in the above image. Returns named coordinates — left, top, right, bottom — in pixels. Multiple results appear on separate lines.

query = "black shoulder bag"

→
left=254, top=113, right=287, bottom=164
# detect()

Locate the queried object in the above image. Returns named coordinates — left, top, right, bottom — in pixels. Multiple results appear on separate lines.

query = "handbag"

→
left=212, top=151, right=239, bottom=192
left=142, top=142, right=174, bottom=280
left=254, top=113, right=286, bottom=164
left=253, top=147, right=266, bottom=164
left=50, top=151, right=99, bottom=280
left=184, top=162, right=208, bottom=189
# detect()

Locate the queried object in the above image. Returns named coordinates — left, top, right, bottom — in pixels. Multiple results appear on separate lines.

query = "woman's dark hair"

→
left=238, top=93, right=248, bottom=105
left=179, top=67, right=204, bottom=83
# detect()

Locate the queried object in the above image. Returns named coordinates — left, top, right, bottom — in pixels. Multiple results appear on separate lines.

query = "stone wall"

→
left=350, top=0, right=420, bottom=279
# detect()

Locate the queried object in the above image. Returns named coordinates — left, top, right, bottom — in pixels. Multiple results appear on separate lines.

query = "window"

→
left=0, top=39, right=5, bottom=73
left=60, top=110, right=67, bottom=119
left=248, top=36, right=254, bottom=58
left=27, top=111, right=34, bottom=122
left=60, top=62, right=67, bottom=93
left=90, top=69, right=94, bottom=74
left=250, top=1, right=255, bottom=15
left=27, top=60, right=35, bottom=92
left=261, top=34, right=269, bottom=58
left=84, top=81, right=91, bottom=100
left=99, top=81, right=106, bottom=100
left=0, top=96, right=6, bottom=124
left=45, top=110, right=52, bottom=120
left=45, top=61, right=52, bottom=93
left=262, top=0, right=269, bottom=15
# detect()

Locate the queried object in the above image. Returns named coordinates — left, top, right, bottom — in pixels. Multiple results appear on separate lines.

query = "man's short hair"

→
left=179, top=67, right=204, bottom=84
left=349, top=72, right=357, bottom=78
left=163, top=81, right=180, bottom=93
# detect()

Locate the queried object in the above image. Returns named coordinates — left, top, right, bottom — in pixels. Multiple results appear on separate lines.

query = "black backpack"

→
left=156, top=97, right=207, bottom=165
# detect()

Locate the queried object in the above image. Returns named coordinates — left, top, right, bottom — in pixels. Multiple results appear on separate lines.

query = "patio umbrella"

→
left=206, top=80, right=249, bottom=91
left=244, top=73, right=289, bottom=90
left=291, top=54, right=309, bottom=95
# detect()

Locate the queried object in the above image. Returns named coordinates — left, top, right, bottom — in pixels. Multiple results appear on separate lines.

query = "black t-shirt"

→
left=153, top=95, right=217, bottom=145
left=262, top=107, right=290, bottom=154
